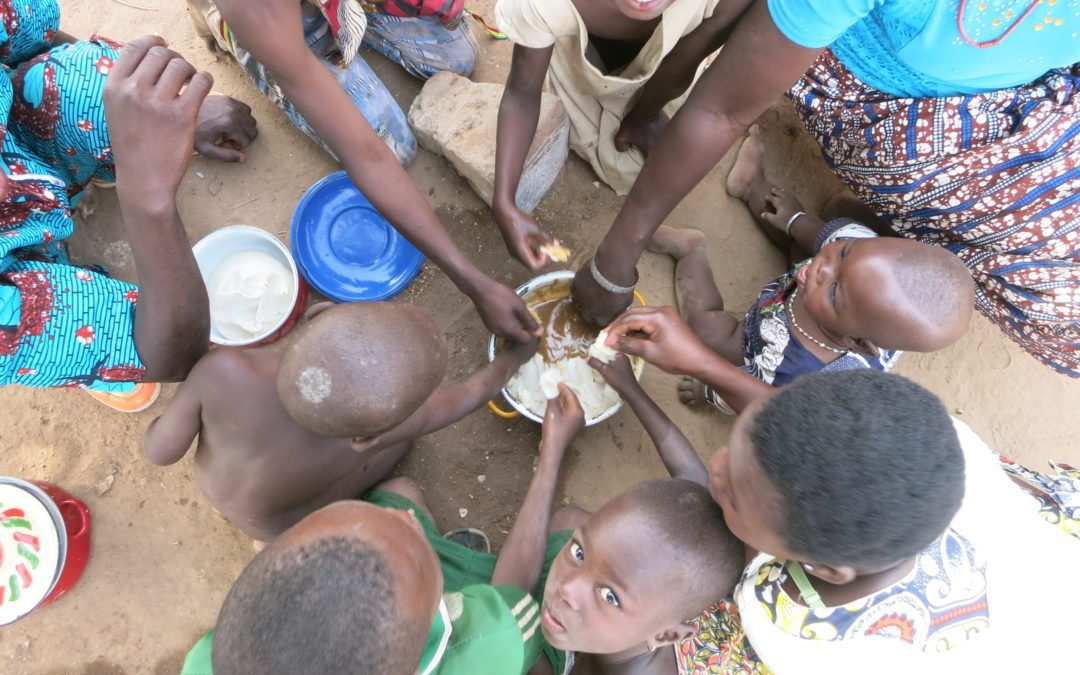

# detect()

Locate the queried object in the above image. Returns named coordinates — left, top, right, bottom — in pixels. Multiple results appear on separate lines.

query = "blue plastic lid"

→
left=290, top=171, right=424, bottom=302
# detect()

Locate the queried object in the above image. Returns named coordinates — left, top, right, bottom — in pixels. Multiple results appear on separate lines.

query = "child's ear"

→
left=647, top=621, right=698, bottom=651
left=304, top=301, right=336, bottom=322
left=847, top=336, right=880, bottom=358
left=804, top=562, right=856, bottom=585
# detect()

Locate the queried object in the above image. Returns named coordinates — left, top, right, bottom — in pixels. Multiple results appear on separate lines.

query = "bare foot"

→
left=726, top=125, right=766, bottom=202
left=677, top=376, right=711, bottom=407
left=647, top=226, right=707, bottom=260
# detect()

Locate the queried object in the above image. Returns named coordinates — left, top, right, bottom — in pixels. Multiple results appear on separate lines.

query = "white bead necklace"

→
left=786, top=286, right=846, bottom=355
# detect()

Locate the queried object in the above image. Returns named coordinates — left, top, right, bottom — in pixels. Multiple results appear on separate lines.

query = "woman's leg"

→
left=362, top=12, right=478, bottom=81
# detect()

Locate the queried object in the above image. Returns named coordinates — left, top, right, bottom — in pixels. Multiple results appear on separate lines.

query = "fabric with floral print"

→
left=996, top=454, right=1080, bottom=539
left=677, top=598, right=770, bottom=674
left=0, top=2, right=144, bottom=390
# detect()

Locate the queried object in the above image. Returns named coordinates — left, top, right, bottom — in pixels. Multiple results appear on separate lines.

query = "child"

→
left=646, top=126, right=975, bottom=413
left=695, top=369, right=1080, bottom=673
left=145, top=301, right=536, bottom=542
left=491, top=0, right=752, bottom=270
left=181, top=383, right=589, bottom=675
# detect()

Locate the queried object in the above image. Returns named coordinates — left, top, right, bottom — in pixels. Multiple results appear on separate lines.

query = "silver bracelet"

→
left=784, top=211, right=806, bottom=237
left=589, top=256, right=637, bottom=295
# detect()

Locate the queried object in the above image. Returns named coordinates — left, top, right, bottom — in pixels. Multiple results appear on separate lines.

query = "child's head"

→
left=796, top=234, right=974, bottom=355
left=541, top=479, right=742, bottom=655
left=707, top=370, right=965, bottom=585
left=276, top=302, right=448, bottom=437
left=211, top=501, right=443, bottom=675
left=614, top=0, right=679, bottom=21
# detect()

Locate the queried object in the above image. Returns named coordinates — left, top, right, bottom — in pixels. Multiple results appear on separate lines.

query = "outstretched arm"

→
left=590, top=355, right=707, bottom=484
left=492, top=385, right=583, bottom=592
left=574, top=0, right=823, bottom=325
left=214, top=0, right=537, bottom=342
left=350, top=338, right=539, bottom=454
left=145, top=377, right=204, bottom=466
left=493, top=43, right=558, bottom=271
left=603, top=306, right=773, bottom=413
left=105, top=37, right=213, bottom=381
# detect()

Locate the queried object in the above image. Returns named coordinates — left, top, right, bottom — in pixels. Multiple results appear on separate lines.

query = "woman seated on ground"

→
left=571, top=0, right=1080, bottom=379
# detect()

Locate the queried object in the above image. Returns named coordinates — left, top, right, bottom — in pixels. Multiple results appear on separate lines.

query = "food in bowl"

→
left=207, top=250, right=293, bottom=343
left=501, top=275, right=640, bottom=422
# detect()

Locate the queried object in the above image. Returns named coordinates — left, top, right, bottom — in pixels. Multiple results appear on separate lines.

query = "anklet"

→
left=787, top=286, right=845, bottom=354
left=784, top=211, right=806, bottom=237
left=589, top=257, right=637, bottom=295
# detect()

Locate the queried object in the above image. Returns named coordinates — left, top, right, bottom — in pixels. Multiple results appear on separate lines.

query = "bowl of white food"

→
left=488, top=271, right=644, bottom=426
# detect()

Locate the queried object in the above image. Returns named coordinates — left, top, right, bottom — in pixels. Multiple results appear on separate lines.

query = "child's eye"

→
left=570, top=541, right=584, bottom=563
left=599, top=587, right=620, bottom=608
left=829, top=283, right=837, bottom=304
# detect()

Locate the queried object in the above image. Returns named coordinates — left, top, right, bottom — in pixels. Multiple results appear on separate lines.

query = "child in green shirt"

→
left=182, top=384, right=588, bottom=675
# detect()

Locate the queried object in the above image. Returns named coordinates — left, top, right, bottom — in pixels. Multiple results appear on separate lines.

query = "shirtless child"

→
left=145, top=302, right=537, bottom=541
left=492, top=0, right=752, bottom=269
left=643, top=126, right=975, bottom=414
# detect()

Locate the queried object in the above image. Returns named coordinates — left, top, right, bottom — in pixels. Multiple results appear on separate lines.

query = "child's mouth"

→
left=542, top=603, right=566, bottom=633
left=623, top=0, right=664, bottom=12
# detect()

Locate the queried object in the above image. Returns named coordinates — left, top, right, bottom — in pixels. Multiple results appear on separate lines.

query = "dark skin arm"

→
left=590, top=354, right=707, bottom=485
left=574, top=0, right=823, bottom=325
left=213, top=0, right=537, bottom=342
left=144, top=357, right=213, bottom=465
left=615, top=0, right=754, bottom=156
left=350, top=337, right=539, bottom=454
left=493, top=43, right=558, bottom=271
left=492, top=384, right=583, bottom=591
left=104, top=37, right=214, bottom=381
left=603, top=306, right=772, bottom=413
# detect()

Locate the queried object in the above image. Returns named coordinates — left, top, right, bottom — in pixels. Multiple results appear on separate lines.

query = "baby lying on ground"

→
left=144, top=301, right=536, bottom=542
left=648, top=126, right=975, bottom=413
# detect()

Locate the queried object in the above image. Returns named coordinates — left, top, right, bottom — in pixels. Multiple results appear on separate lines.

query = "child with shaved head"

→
left=645, top=125, right=974, bottom=414
left=145, top=301, right=537, bottom=542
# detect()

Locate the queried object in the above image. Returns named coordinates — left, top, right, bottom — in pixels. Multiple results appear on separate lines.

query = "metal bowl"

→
left=488, top=271, right=643, bottom=426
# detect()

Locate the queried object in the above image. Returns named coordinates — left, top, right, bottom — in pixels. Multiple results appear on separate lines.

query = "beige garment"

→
left=496, top=0, right=720, bottom=194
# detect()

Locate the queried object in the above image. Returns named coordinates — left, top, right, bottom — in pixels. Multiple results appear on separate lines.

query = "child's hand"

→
left=195, top=95, right=259, bottom=162
left=541, top=384, right=585, bottom=457
left=760, top=187, right=806, bottom=233
left=605, top=306, right=712, bottom=376
left=105, top=36, right=214, bottom=205
left=589, top=353, right=640, bottom=396
left=500, top=334, right=541, bottom=367
left=494, top=204, right=557, bottom=272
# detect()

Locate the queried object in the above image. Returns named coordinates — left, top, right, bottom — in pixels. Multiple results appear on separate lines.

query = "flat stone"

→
left=408, top=72, right=570, bottom=213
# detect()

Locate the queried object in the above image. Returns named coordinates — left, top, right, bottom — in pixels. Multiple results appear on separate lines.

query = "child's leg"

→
left=186, top=0, right=417, bottom=165
left=362, top=13, right=479, bottom=80
left=372, top=476, right=435, bottom=521
left=646, top=227, right=744, bottom=365
left=726, top=126, right=811, bottom=262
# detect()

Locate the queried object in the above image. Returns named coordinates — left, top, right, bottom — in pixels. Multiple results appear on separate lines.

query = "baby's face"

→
left=614, top=0, right=677, bottom=21
left=797, top=237, right=917, bottom=353
left=540, top=508, right=677, bottom=654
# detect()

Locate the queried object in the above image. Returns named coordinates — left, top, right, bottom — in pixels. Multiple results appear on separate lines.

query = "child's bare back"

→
left=167, top=348, right=381, bottom=540
left=144, top=302, right=537, bottom=542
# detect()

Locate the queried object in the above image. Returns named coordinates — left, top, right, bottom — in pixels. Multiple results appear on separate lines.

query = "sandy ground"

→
left=1, top=1, right=1077, bottom=673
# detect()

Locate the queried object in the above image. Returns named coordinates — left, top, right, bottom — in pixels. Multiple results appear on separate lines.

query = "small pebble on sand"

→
left=459, top=508, right=468, bottom=518
left=477, top=475, right=486, bottom=484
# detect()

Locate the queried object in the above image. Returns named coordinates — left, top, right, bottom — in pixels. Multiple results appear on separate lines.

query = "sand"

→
left=0, top=1, right=1076, bottom=672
